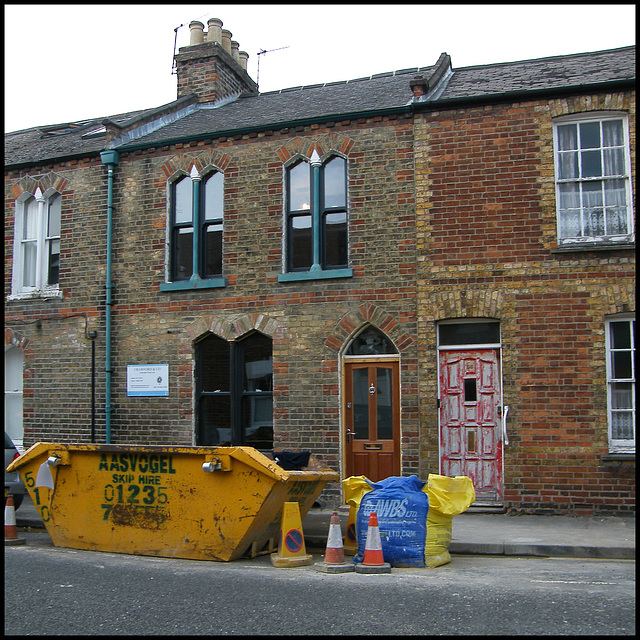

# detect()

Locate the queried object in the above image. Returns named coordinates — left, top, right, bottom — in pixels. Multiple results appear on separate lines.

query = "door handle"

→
left=346, top=429, right=354, bottom=443
left=502, top=406, right=509, bottom=445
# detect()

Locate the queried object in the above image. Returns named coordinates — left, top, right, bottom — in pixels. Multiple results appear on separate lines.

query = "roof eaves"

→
left=412, top=77, right=636, bottom=112
left=116, top=104, right=413, bottom=154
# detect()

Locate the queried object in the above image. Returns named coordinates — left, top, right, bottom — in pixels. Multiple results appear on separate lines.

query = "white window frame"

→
left=605, top=315, right=635, bottom=453
left=553, top=112, right=634, bottom=246
left=10, top=187, right=62, bottom=300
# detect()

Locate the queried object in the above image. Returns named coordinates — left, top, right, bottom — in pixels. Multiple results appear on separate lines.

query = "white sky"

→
left=4, top=3, right=636, bottom=133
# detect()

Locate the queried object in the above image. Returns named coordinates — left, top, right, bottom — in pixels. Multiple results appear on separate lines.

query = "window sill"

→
left=159, top=277, right=227, bottom=291
left=601, top=453, right=635, bottom=462
left=278, top=268, right=353, bottom=283
left=7, top=288, right=63, bottom=302
left=551, top=241, right=635, bottom=254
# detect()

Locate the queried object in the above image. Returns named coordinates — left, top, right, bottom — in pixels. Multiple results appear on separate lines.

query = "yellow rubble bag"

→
left=424, top=473, right=475, bottom=567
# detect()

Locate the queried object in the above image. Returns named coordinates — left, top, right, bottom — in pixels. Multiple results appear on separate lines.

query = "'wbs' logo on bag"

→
left=360, top=497, right=419, bottom=519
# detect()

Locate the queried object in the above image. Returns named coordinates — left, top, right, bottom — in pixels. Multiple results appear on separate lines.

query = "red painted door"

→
left=439, top=349, right=503, bottom=505
left=345, top=361, right=400, bottom=482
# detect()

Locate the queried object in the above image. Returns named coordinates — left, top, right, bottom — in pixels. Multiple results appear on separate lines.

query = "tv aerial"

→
left=256, top=46, right=289, bottom=90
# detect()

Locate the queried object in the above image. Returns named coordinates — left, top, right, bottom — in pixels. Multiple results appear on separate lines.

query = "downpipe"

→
left=100, top=150, right=119, bottom=443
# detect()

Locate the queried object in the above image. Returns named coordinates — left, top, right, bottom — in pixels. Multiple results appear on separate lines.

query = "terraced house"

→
left=5, top=18, right=635, bottom=513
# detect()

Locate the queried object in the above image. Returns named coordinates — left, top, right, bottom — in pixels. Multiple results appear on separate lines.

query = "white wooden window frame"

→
left=10, top=187, right=62, bottom=300
left=605, top=316, right=636, bottom=453
left=553, top=112, right=634, bottom=246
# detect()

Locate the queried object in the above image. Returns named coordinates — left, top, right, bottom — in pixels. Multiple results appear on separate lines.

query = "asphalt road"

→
left=5, top=530, right=635, bottom=635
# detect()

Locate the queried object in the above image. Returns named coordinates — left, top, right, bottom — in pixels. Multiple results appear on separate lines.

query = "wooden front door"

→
left=439, top=349, right=503, bottom=505
left=344, top=360, right=400, bottom=481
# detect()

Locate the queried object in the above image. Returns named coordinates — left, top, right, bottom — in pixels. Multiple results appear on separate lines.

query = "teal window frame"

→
left=160, top=168, right=227, bottom=292
left=278, top=152, right=353, bottom=283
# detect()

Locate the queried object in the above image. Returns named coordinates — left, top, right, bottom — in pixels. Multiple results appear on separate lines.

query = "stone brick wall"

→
left=5, top=115, right=419, bottom=507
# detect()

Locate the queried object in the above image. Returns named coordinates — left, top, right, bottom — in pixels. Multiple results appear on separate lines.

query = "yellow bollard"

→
left=270, top=501, right=313, bottom=567
left=343, top=503, right=358, bottom=555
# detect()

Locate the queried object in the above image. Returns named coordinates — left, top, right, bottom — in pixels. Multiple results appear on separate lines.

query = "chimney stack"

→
left=174, top=18, right=257, bottom=103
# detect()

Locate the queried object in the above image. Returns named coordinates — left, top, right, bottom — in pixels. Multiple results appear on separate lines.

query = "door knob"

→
left=369, top=383, right=376, bottom=395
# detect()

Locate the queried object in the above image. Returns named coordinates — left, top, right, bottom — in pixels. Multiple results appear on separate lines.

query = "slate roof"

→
left=5, top=46, right=635, bottom=168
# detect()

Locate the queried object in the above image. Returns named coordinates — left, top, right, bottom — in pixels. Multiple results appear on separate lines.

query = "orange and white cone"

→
left=5, top=494, right=25, bottom=546
left=355, top=511, right=391, bottom=573
left=314, top=511, right=354, bottom=573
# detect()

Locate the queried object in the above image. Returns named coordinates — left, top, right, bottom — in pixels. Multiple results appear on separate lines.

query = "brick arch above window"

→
left=593, top=283, right=636, bottom=316
left=10, top=172, right=68, bottom=200
left=325, top=303, right=413, bottom=354
left=431, top=289, right=505, bottom=321
left=548, top=94, right=633, bottom=118
left=185, top=313, right=281, bottom=343
left=276, top=133, right=356, bottom=164
left=160, top=150, right=232, bottom=180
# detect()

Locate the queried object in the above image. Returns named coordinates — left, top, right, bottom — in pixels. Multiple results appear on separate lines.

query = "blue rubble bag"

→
left=353, top=475, right=429, bottom=568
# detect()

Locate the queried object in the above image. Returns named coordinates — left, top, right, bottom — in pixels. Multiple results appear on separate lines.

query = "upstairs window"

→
left=606, top=317, right=635, bottom=453
left=11, top=188, right=61, bottom=297
left=163, top=168, right=225, bottom=290
left=279, top=152, right=352, bottom=282
left=554, top=113, right=633, bottom=246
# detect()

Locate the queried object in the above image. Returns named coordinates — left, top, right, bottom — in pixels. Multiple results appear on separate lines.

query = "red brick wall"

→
left=415, top=93, right=635, bottom=514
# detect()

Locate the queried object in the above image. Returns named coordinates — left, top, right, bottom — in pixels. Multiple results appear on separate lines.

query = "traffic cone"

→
left=343, top=503, right=357, bottom=555
left=355, top=511, right=391, bottom=573
left=270, top=501, right=313, bottom=567
left=314, top=511, right=354, bottom=573
left=5, top=494, right=26, bottom=546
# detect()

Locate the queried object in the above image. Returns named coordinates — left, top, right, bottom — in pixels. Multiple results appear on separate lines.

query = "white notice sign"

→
left=127, top=364, right=169, bottom=397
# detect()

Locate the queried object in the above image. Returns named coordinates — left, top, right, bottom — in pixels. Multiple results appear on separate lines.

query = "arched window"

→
left=346, top=326, right=397, bottom=356
left=12, top=189, right=61, bottom=297
left=167, top=168, right=225, bottom=286
left=196, top=331, right=273, bottom=449
left=282, top=153, right=349, bottom=277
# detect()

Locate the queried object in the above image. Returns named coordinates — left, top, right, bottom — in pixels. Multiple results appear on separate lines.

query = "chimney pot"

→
left=239, top=51, right=249, bottom=71
left=221, top=29, right=232, bottom=55
left=231, top=40, right=240, bottom=62
left=189, top=21, right=205, bottom=45
left=207, top=18, right=223, bottom=43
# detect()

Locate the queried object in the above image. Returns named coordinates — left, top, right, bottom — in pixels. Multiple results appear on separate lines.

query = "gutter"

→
left=411, top=78, right=635, bottom=112
left=99, top=149, right=119, bottom=444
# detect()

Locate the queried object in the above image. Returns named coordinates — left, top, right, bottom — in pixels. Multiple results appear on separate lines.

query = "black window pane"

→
left=48, top=239, right=60, bottom=285
left=324, top=212, right=347, bottom=268
left=242, top=333, right=273, bottom=392
left=199, top=395, right=231, bottom=445
left=173, top=228, right=193, bottom=280
left=612, top=351, right=632, bottom=380
left=611, top=321, right=631, bottom=349
left=347, top=327, right=397, bottom=355
left=203, top=224, right=222, bottom=277
left=243, top=396, right=273, bottom=449
left=579, top=121, right=601, bottom=149
left=290, top=214, right=312, bottom=270
left=199, top=335, right=230, bottom=392
left=439, top=322, right=500, bottom=346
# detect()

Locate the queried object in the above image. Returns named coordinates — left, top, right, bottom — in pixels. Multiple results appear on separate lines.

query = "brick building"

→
left=5, top=19, right=635, bottom=513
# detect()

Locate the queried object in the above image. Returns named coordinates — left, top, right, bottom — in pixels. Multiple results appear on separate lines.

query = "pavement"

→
left=12, top=493, right=635, bottom=560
